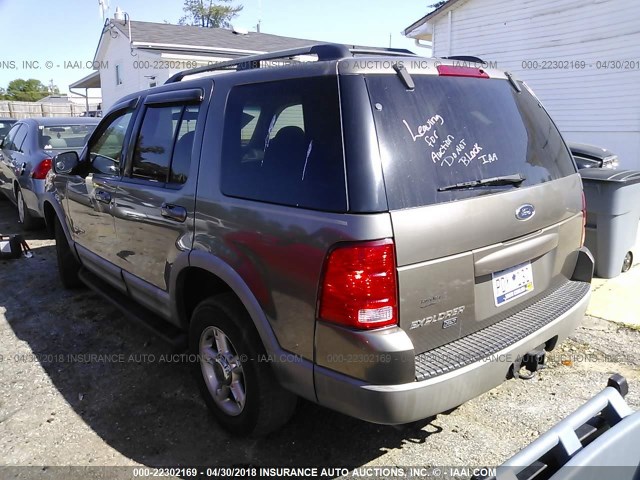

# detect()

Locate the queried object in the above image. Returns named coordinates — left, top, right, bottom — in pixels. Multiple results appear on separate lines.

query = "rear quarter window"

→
left=221, top=77, right=346, bottom=212
left=366, top=75, right=576, bottom=209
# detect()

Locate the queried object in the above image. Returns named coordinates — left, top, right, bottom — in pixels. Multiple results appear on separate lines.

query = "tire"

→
left=189, top=293, right=297, bottom=436
left=622, top=251, right=633, bottom=273
left=54, top=217, right=83, bottom=289
left=16, top=188, right=40, bottom=230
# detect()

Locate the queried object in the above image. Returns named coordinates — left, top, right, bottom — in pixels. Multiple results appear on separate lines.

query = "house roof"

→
left=35, top=95, right=72, bottom=104
left=69, top=71, right=101, bottom=90
left=109, top=19, right=323, bottom=56
left=403, top=0, right=466, bottom=37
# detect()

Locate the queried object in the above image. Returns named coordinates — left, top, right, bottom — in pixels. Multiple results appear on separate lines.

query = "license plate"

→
left=492, top=261, right=534, bottom=307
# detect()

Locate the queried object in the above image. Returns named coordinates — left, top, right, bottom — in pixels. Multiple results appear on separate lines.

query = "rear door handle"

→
left=95, top=190, right=111, bottom=204
left=160, top=203, right=187, bottom=223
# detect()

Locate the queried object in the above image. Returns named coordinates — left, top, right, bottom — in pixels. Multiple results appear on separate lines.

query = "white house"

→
left=404, top=0, right=640, bottom=169
left=76, top=13, right=322, bottom=111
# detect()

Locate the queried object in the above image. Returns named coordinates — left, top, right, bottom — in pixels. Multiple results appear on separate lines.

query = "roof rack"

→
left=442, top=55, right=485, bottom=63
left=351, top=46, right=415, bottom=57
left=165, top=43, right=416, bottom=84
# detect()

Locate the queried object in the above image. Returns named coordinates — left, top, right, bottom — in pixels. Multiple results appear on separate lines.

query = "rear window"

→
left=366, top=75, right=576, bottom=209
left=39, top=124, right=97, bottom=150
left=221, top=77, right=346, bottom=212
left=0, top=121, right=15, bottom=138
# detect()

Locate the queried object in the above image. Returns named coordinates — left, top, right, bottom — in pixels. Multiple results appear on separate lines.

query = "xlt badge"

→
left=442, top=317, right=458, bottom=329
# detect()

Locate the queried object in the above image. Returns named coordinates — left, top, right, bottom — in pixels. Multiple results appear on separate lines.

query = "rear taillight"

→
left=581, top=191, right=587, bottom=247
left=437, top=65, right=489, bottom=78
left=318, top=239, right=398, bottom=330
left=31, top=158, right=52, bottom=179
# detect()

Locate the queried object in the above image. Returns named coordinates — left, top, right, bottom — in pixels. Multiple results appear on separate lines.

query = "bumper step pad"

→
left=414, top=280, right=590, bottom=382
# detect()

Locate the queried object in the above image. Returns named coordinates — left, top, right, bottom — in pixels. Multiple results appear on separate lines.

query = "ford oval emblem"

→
left=515, top=204, right=535, bottom=221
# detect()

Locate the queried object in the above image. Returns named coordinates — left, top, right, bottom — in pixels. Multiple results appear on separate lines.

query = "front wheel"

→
left=189, top=293, right=297, bottom=436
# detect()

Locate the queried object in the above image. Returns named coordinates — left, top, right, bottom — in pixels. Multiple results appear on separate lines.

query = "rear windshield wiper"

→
left=438, top=174, right=525, bottom=192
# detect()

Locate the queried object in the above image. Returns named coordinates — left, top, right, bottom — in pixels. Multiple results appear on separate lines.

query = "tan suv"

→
left=45, top=44, right=594, bottom=435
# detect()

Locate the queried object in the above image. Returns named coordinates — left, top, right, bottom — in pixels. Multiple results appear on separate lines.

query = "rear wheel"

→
left=54, top=218, right=83, bottom=289
left=189, top=293, right=297, bottom=436
left=16, top=188, right=40, bottom=230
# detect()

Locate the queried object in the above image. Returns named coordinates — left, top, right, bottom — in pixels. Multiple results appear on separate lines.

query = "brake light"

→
left=437, top=65, right=489, bottom=78
left=318, top=239, right=398, bottom=330
left=580, top=191, right=587, bottom=247
left=31, top=158, right=52, bottom=179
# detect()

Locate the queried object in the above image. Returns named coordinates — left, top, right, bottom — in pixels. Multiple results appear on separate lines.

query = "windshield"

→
left=39, top=124, right=97, bottom=150
left=365, top=75, right=576, bottom=209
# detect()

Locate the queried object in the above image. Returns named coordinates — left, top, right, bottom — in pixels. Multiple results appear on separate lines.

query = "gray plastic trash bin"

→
left=580, top=169, right=640, bottom=278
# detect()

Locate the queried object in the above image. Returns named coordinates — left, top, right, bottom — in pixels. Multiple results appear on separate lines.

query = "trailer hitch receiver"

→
left=511, top=347, right=546, bottom=380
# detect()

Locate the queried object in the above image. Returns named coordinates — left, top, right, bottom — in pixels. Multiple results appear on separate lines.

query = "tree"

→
left=4, top=79, right=56, bottom=102
left=179, top=0, right=243, bottom=28
left=429, top=1, right=447, bottom=9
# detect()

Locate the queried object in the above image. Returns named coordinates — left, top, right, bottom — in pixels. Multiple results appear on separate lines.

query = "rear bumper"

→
left=24, top=179, right=45, bottom=218
left=314, top=280, right=591, bottom=425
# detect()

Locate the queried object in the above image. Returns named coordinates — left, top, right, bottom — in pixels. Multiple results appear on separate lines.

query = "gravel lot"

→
left=1, top=199, right=639, bottom=478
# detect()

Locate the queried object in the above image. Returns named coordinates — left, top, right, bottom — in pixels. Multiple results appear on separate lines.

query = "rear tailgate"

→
left=392, top=176, right=582, bottom=353
left=363, top=66, right=581, bottom=354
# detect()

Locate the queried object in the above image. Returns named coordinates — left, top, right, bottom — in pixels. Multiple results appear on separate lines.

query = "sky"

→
left=0, top=0, right=433, bottom=95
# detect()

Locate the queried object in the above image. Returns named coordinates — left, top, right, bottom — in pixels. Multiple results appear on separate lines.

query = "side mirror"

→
left=53, top=151, right=80, bottom=174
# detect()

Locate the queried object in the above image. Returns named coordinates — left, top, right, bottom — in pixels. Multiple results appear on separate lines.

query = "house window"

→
left=149, top=81, right=157, bottom=88
left=115, top=65, right=123, bottom=85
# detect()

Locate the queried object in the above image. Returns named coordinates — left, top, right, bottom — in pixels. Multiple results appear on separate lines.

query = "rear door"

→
left=110, top=87, right=205, bottom=317
left=365, top=70, right=582, bottom=354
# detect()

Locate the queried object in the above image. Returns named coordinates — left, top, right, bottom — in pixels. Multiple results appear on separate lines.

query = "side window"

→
left=221, top=77, right=346, bottom=212
left=12, top=125, right=29, bottom=153
left=171, top=105, right=199, bottom=184
left=89, top=110, right=134, bottom=175
left=131, top=106, right=179, bottom=182
left=130, top=103, right=199, bottom=184
left=3, top=124, right=22, bottom=151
